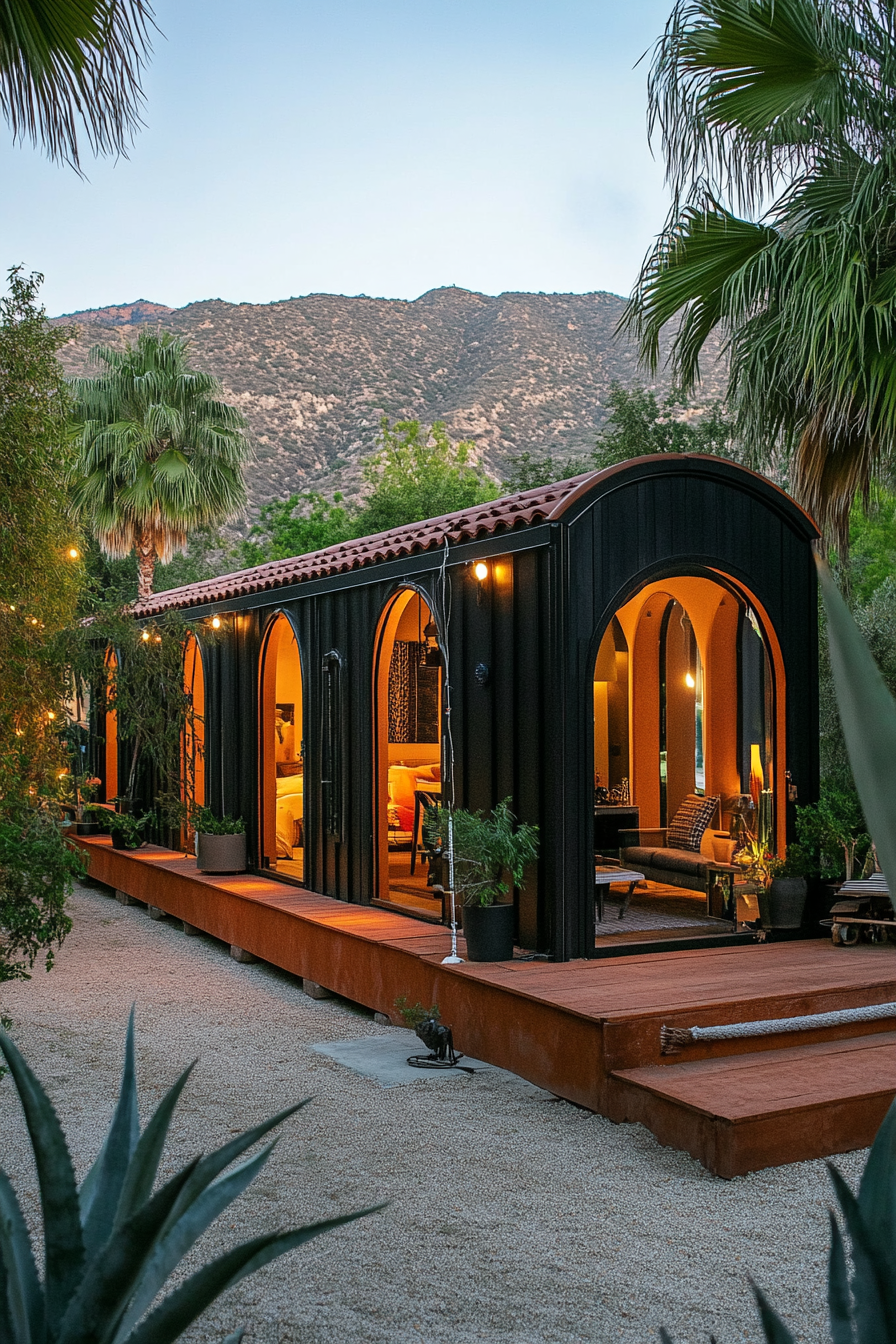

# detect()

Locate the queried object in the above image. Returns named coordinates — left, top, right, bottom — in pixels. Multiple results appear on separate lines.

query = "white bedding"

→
left=275, top=773, right=303, bottom=858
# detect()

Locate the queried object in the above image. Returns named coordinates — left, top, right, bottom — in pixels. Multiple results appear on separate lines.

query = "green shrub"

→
left=189, top=807, right=245, bottom=836
left=0, top=808, right=80, bottom=983
left=0, top=1011, right=381, bottom=1343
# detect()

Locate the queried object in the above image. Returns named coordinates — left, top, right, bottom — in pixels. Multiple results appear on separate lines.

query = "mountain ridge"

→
left=56, top=286, right=725, bottom=527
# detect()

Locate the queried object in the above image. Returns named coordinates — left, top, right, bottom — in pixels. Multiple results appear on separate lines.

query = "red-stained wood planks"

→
left=74, top=837, right=896, bottom=1175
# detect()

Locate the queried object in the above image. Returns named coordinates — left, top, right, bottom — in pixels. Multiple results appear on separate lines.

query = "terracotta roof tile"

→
left=132, top=471, right=595, bottom=617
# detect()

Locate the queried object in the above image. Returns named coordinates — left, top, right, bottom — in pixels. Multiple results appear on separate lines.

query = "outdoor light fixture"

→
left=423, top=620, right=441, bottom=667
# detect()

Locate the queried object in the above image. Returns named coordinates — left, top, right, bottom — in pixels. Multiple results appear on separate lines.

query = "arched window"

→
left=373, top=589, right=443, bottom=919
left=103, top=648, right=118, bottom=803
left=183, top=634, right=206, bottom=813
left=259, top=614, right=304, bottom=881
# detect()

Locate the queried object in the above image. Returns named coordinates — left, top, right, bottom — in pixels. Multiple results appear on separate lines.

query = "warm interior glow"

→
left=211, top=615, right=222, bottom=629
left=750, top=743, right=764, bottom=785
left=473, top=561, right=488, bottom=582
left=685, top=671, right=695, bottom=689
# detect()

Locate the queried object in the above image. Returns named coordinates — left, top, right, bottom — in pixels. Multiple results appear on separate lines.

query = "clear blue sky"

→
left=1, top=0, right=674, bottom=315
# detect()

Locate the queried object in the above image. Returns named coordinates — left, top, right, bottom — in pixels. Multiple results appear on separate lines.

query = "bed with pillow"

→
left=275, top=772, right=303, bottom=858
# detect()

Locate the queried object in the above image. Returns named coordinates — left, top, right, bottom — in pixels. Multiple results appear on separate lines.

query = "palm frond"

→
left=0, top=0, right=156, bottom=171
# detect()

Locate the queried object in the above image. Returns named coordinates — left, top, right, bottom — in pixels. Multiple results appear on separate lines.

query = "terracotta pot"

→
left=758, top=878, right=807, bottom=929
left=461, top=902, right=515, bottom=962
left=196, top=832, right=246, bottom=874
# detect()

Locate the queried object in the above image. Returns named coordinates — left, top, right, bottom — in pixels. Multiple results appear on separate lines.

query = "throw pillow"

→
left=667, top=794, right=719, bottom=853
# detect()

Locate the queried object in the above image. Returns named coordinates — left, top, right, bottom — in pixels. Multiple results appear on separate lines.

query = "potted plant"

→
left=190, top=805, right=247, bottom=874
left=84, top=802, right=151, bottom=850
left=431, top=798, right=538, bottom=962
left=759, top=844, right=813, bottom=930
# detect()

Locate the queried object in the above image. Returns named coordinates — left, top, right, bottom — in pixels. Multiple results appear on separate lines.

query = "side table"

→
left=595, top=865, right=645, bottom=922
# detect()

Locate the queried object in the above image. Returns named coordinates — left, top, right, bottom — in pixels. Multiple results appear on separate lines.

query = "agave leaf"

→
left=856, top=1098, right=896, bottom=1271
left=0, top=1254, right=14, bottom=1344
left=827, top=1164, right=896, bottom=1341
left=815, top=557, right=896, bottom=900
left=112, top=1143, right=278, bottom=1344
left=81, top=1009, right=141, bottom=1258
left=56, top=1159, right=201, bottom=1344
left=124, top=1208, right=385, bottom=1344
left=220, top=1333, right=244, bottom=1344
left=113, top=1061, right=196, bottom=1230
left=826, top=1213, right=853, bottom=1344
left=750, top=1281, right=797, bottom=1343
left=0, top=1028, right=85, bottom=1329
left=0, top=1168, right=44, bottom=1344
left=161, top=1100, right=309, bottom=1234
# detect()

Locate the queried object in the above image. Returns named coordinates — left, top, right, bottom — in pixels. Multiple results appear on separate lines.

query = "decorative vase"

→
left=196, top=832, right=246, bottom=874
left=461, top=902, right=515, bottom=961
left=758, top=878, right=807, bottom=930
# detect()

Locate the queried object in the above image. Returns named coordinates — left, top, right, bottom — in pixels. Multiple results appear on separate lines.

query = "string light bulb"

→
left=685, top=671, right=695, bottom=689
left=29, top=617, right=38, bottom=626
left=141, top=629, right=150, bottom=641
left=68, top=547, right=80, bottom=560
left=211, top=615, right=221, bottom=629
left=473, top=562, right=488, bottom=582
left=46, top=710, right=56, bottom=720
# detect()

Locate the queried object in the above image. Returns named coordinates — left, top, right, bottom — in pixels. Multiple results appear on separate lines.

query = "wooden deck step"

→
left=611, top=1031, right=896, bottom=1177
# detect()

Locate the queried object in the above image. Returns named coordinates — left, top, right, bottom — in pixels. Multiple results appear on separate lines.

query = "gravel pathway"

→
left=0, top=883, right=863, bottom=1344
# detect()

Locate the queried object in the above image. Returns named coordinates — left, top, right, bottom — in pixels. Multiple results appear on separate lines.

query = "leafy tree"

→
left=1, top=0, right=154, bottom=171
left=591, top=383, right=737, bottom=470
left=242, top=418, right=497, bottom=564
left=624, top=0, right=896, bottom=550
left=0, top=268, right=83, bottom=983
left=70, top=330, right=252, bottom=601
left=356, top=417, right=496, bottom=534
left=240, top=492, right=355, bottom=566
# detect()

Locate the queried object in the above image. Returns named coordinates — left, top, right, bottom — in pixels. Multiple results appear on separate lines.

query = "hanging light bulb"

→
left=141, top=629, right=151, bottom=642
left=473, top=562, right=488, bottom=582
left=68, top=547, right=80, bottom=560
left=211, top=615, right=222, bottom=630
left=685, top=671, right=695, bottom=689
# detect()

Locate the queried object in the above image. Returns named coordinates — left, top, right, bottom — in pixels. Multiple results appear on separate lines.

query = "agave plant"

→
left=0, top=1011, right=379, bottom=1344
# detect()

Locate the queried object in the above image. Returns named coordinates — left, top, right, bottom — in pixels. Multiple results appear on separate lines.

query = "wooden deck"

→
left=75, top=837, right=896, bottom=1178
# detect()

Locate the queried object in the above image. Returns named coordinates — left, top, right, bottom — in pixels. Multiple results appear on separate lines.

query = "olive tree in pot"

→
left=191, top=805, right=247, bottom=873
left=431, top=798, right=538, bottom=961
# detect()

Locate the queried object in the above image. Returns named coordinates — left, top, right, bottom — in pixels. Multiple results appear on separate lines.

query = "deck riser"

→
left=603, top=1005, right=896, bottom=1073
left=610, top=1077, right=896, bottom=1178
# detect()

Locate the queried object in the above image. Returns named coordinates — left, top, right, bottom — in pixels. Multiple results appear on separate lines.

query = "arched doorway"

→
left=103, top=649, right=118, bottom=802
left=592, top=573, right=783, bottom=938
left=183, top=634, right=206, bottom=814
left=373, top=589, right=443, bottom=919
left=259, top=614, right=304, bottom=881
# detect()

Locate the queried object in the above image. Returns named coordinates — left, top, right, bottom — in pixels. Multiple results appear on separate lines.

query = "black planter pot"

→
left=758, top=878, right=808, bottom=929
left=73, top=820, right=101, bottom=836
left=461, top=902, right=515, bottom=962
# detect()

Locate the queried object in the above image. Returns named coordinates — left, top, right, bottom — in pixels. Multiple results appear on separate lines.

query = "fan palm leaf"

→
left=625, top=0, right=896, bottom=547
left=0, top=0, right=155, bottom=171
left=70, top=330, right=251, bottom=599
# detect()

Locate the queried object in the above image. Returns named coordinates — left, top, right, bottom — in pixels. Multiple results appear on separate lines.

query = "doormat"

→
left=310, top=1033, right=492, bottom=1088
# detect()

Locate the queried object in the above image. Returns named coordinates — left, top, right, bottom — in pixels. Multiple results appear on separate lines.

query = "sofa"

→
left=387, top=762, right=440, bottom=845
left=621, top=794, right=735, bottom=904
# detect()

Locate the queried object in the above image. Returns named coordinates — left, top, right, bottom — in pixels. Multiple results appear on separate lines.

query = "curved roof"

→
left=132, top=453, right=818, bottom=617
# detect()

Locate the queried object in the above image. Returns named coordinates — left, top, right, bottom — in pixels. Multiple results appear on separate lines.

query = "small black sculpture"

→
left=407, top=1016, right=474, bottom=1072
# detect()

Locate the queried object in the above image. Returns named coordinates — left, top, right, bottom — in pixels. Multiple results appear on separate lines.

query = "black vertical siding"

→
left=121, top=457, right=817, bottom=963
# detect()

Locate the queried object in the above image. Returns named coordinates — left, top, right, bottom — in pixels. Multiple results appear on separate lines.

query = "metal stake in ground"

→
left=442, top=807, right=463, bottom=964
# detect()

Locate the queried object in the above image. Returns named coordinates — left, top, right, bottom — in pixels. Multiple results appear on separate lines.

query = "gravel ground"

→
left=0, top=882, right=865, bottom=1344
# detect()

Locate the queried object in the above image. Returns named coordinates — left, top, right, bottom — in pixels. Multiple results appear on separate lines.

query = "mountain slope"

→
left=57, top=287, right=724, bottom=524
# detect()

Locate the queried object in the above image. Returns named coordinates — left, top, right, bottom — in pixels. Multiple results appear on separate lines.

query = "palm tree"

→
left=71, top=330, right=251, bottom=600
left=623, top=0, right=896, bottom=550
left=0, top=0, right=154, bottom=171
